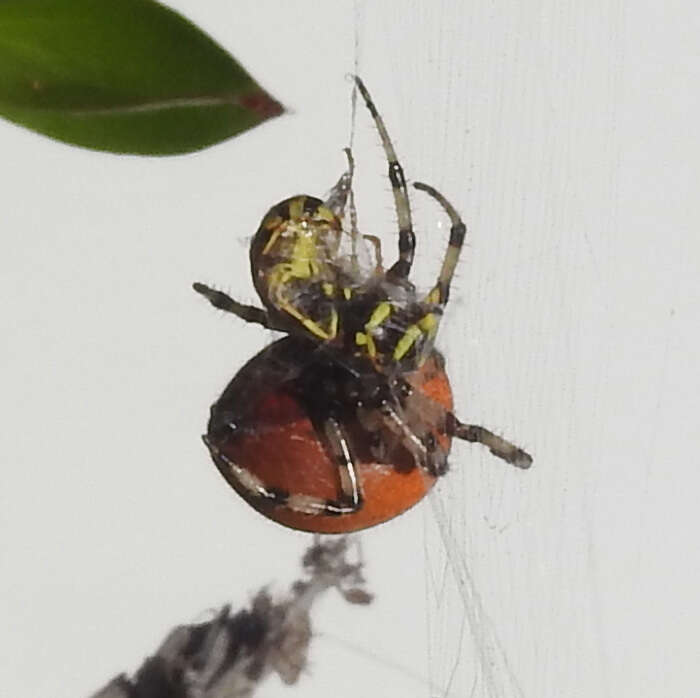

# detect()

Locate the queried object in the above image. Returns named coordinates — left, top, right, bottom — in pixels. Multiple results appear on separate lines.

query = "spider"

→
left=194, top=77, right=531, bottom=533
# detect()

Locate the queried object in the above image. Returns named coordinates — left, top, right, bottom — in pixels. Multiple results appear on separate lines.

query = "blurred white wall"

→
left=2, top=1, right=698, bottom=697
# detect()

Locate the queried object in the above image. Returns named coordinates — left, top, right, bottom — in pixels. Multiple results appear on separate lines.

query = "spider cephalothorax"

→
left=194, top=77, right=531, bottom=533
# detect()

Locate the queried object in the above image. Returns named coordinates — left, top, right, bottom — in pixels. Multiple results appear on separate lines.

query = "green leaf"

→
left=0, top=0, right=283, bottom=155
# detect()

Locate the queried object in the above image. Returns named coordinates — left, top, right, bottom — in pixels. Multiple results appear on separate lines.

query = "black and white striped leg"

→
left=446, top=414, right=533, bottom=469
left=354, top=76, right=415, bottom=279
left=193, top=282, right=271, bottom=328
left=322, top=417, right=363, bottom=511
left=374, top=402, right=449, bottom=478
left=203, top=419, right=364, bottom=517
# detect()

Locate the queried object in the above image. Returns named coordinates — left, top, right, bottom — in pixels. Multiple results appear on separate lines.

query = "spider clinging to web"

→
left=193, top=76, right=532, bottom=533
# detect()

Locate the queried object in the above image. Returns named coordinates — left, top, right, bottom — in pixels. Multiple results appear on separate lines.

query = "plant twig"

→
left=91, top=537, right=372, bottom=698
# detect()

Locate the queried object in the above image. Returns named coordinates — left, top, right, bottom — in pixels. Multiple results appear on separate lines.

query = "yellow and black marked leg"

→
left=413, top=181, right=467, bottom=309
left=446, top=414, right=533, bottom=469
left=354, top=76, right=415, bottom=278
left=408, top=182, right=467, bottom=364
left=193, top=282, right=271, bottom=328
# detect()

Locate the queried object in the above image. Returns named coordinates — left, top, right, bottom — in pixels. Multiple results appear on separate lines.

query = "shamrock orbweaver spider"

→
left=194, top=77, right=531, bottom=533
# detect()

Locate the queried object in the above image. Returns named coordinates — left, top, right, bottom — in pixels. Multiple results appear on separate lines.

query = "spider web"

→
left=348, top=4, right=527, bottom=698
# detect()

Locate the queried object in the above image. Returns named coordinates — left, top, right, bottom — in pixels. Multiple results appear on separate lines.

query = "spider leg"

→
left=446, top=414, right=533, bottom=469
left=321, top=417, right=363, bottom=511
left=325, top=148, right=361, bottom=269
left=354, top=76, right=415, bottom=279
left=203, top=418, right=364, bottom=516
left=348, top=184, right=360, bottom=270
left=414, top=181, right=466, bottom=311
left=362, top=234, right=384, bottom=273
left=398, top=371, right=532, bottom=470
left=325, top=147, right=355, bottom=217
left=409, top=182, right=467, bottom=363
left=370, top=402, right=448, bottom=478
left=192, top=282, right=271, bottom=328
left=343, top=149, right=361, bottom=272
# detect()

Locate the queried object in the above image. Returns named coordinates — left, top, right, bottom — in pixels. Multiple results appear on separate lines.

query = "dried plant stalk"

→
left=91, top=537, right=371, bottom=698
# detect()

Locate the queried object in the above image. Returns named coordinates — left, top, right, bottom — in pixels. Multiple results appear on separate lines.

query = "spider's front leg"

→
left=354, top=76, right=415, bottom=279
left=446, top=413, right=533, bottom=469
left=192, top=282, right=271, bottom=328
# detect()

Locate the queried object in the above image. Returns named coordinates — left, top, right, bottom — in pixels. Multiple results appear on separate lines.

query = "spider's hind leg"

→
left=204, top=420, right=364, bottom=517
left=446, top=414, right=533, bottom=469
left=320, top=417, right=364, bottom=512
left=397, top=371, right=532, bottom=471
left=359, top=398, right=449, bottom=479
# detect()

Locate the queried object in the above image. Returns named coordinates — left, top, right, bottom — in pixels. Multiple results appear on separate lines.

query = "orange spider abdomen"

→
left=205, top=338, right=453, bottom=533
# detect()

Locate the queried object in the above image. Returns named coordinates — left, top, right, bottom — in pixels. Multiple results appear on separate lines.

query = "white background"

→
left=2, top=1, right=699, bottom=697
